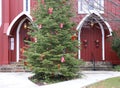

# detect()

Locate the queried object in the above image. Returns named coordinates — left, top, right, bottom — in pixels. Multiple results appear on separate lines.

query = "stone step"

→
left=80, top=61, right=113, bottom=71
left=80, top=66, right=113, bottom=71
left=0, top=61, right=31, bottom=72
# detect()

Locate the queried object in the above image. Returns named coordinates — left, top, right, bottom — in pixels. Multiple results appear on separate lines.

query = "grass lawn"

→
left=86, top=76, right=120, bottom=88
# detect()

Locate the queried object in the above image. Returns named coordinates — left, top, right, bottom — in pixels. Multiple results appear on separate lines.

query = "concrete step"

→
left=80, top=61, right=113, bottom=71
left=80, top=66, right=113, bottom=71
left=0, top=61, right=31, bottom=72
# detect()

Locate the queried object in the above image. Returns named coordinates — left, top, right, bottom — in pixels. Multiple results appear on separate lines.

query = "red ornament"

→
left=62, top=0, right=66, bottom=3
left=38, top=24, right=42, bottom=29
left=72, top=27, right=76, bottom=30
left=59, top=23, right=64, bottom=28
left=32, top=17, right=36, bottom=21
left=41, top=0, right=44, bottom=4
left=24, top=61, right=28, bottom=66
left=33, top=37, right=37, bottom=43
left=48, top=8, right=53, bottom=14
left=71, top=34, right=77, bottom=41
left=58, top=64, right=61, bottom=69
left=61, top=56, right=65, bottom=63
left=39, top=54, right=45, bottom=60
left=21, top=48, right=25, bottom=54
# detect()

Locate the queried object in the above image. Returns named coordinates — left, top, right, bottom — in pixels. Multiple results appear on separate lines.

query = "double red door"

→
left=81, top=26, right=102, bottom=61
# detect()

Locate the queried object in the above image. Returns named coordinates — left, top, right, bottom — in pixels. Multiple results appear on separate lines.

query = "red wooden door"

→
left=81, top=26, right=102, bottom=61
left=19, top=26, right=28, bottom=59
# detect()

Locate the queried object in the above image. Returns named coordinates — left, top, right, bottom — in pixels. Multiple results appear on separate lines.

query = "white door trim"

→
left=16, top=18, right=27, bottom=62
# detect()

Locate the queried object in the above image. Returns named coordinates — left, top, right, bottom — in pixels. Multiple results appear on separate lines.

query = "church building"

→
left=0, top=0, right=120, bottom=65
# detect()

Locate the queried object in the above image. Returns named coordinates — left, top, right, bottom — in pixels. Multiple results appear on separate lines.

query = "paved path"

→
left=0, top=71, right=120, bottom=88
left=0, top=72, right=38, bottom=88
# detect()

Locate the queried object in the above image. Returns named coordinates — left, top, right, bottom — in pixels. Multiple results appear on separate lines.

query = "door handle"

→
left=83, top=40, right=88, bottom=48
left=95, top=40, right=100, bottom=48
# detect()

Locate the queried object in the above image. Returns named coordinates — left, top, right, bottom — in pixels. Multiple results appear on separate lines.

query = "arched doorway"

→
left=77, top=13, right=112, bottom=62
left=7, top=14, right=32, bottom=63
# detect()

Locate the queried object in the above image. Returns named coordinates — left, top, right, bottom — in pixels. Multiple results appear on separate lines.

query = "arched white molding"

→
left=93, top=13, right=112, bottom=37
left=77, top=14, right=91, bottom=59
left=6, top=12, right=32, bottom=36
left=77, top=13, right=111, bottom=60
left=77, top=14, right=90, bottom=32
left=16, top=17, right=31, bottom=62
left=77, top=13, right=112, bottom=36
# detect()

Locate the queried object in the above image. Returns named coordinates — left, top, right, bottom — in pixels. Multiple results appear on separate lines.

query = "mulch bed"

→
left=28, top=76, right=46, bottom=86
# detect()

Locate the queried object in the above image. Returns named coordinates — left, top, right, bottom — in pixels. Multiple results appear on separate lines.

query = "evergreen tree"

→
left=111, top=30, right=120, bottom=58
left=25, top=0, right=82, bottom=83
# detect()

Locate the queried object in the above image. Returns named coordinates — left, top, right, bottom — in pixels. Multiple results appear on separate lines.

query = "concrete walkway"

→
left=0, top=71, right=120, bottom=88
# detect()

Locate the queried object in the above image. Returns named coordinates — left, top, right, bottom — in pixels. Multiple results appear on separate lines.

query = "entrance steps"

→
left=0, top=61, right=31, bottom=72
left=80, top=61, right=113, bottom=71
left=0, top=61, right=113, bottom=72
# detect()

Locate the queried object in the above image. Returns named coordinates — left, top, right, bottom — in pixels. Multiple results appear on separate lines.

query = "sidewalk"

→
left=40, top=71, right=120, bottom=88
left=0, top=72, right=38, bottom=88
left=0, top=71, right=120, bottom=88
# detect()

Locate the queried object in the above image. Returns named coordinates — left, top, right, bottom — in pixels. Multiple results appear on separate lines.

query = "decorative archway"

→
left=77, top=13, right=112, bottom=61
left=6, top=12, right=32, bottom=36
left=7, top=12, right=32, bottom=62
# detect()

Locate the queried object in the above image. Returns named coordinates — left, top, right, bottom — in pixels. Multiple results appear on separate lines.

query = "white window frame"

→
left=0, top=0, right=2, bottom=26
left=78, top=0, right=104, bottom=14
left=23, top=0, right=30, bottom=14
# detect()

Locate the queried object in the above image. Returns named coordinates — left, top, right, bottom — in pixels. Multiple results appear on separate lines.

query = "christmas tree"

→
left=25, top=0, right=82, bottom=83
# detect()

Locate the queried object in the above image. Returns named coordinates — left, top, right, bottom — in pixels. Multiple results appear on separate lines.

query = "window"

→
left=89, top=0, right=94, bottom=10
left=0, top=0, right=2, bottom=26
left=23, top=0, right=30, bottom=14
left=26, top=0, right=28, bottom=11
left=78, top=0, right=104, bottom=14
